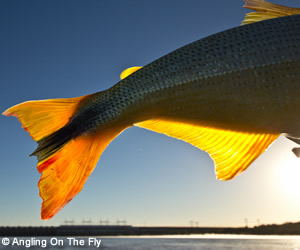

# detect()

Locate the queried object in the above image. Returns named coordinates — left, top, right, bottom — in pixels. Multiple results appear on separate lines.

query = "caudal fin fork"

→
left=3, top=95, right=127, bottom=219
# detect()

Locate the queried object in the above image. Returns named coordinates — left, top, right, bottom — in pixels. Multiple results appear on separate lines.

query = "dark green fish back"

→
left=79, top=15, right=300, bottom=137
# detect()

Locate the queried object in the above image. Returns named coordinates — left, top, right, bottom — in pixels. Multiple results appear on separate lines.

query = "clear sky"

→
left=1, top=0, right=300, bottom=227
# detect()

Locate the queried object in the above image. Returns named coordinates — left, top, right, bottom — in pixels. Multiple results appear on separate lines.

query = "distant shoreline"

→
left=2, top=221, right=300, bottom=237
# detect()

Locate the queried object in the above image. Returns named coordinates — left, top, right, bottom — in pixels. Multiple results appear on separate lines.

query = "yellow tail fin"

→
left=242, top=0, right=300, bottom=25
left=3, top=96, right=126, bottom=219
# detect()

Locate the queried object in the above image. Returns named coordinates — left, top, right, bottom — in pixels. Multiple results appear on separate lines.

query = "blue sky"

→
left=1, top=0, right=300, bottom=227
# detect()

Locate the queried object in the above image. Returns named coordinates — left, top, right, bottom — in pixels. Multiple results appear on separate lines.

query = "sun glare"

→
left=277, top=153, right=300, bottom=199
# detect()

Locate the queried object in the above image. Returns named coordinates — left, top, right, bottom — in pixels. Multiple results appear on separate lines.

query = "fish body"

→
left=77, top=15, right=300, bottom=137
left=3, top=0, right=300, bottom=220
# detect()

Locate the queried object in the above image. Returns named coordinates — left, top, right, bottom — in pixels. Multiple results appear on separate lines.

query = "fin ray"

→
left=135, top=119, right=279, bottom=180
left=2, top=96, right=88, bottom=141
left=242, top=0, right=300, bottom=25
left=38, top=127, right=125, bottom=220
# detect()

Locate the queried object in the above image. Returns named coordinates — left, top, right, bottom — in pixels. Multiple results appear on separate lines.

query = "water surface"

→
left=1, top=234, right=300, bottom=249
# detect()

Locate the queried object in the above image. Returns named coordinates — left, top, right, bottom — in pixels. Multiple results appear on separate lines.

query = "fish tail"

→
left=3, top=96, right=126, bottom=219
left=242, top=0, right=300, bottom=25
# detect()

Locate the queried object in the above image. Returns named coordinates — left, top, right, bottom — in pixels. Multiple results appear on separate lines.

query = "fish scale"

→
left=81, top=15, right=300, bottom=136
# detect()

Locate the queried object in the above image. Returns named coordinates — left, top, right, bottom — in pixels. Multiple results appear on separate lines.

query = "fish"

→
left=3, top=0, right=300, bottom=220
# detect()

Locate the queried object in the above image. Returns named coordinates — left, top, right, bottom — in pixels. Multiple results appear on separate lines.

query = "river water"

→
left=1, top=235, right=300, bottom=249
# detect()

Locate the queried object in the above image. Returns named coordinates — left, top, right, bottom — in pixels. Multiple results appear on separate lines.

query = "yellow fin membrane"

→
left=242, top=0, right=300, bottom=25
left=2, top=96, right=88, bottom=141
left=135, top=119, right=279, bottom=180
left=120, top=66, right=142, bottom=80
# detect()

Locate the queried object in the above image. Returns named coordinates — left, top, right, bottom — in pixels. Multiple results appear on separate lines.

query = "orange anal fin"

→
left=135, top=119, right=279, bottom=181
left=37, top=127, right=126, bottom=220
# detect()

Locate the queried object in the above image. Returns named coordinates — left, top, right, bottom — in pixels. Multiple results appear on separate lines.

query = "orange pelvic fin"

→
left=242, top=0, right=300, bottom=25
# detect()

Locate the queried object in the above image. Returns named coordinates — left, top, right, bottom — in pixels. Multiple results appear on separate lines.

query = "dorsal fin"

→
left=135, top=119, right=279, bottom=180
left=120, top=66, right=142, bottom=80
left=242, top=0, right=300, bottom=25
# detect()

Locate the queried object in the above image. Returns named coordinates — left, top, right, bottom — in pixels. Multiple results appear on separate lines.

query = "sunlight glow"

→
left=277, top=154, right=300, bottom=199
